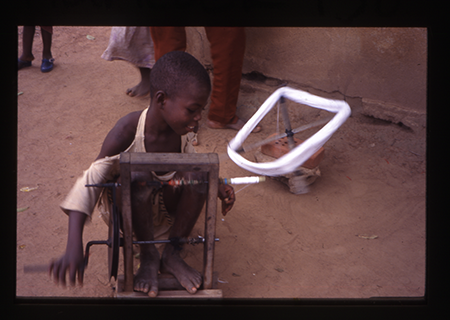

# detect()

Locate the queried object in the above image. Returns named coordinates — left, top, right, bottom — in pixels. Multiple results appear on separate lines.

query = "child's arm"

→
left=49, top=112, right=140, bottom=286
left=49, top=210, right=86, bottom=286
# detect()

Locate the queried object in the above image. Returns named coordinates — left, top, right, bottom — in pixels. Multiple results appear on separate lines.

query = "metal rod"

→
left=23, top=264, right=49, bottom=273
left=84, top=240, right=109, bottom=268
left=85, top=182, right=121, bottom=188
left=279, top=96, right=296, bottom=150
left=87, top=176, right=265, bottom=189
left=25, top=237, right=220, bottom=274
left=238, top=116, right=332, bottom=153
left=133, top=237, right=220, bottom=245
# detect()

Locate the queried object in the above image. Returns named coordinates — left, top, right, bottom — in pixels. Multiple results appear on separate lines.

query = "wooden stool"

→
left=117, top=152, right=222, bottom=298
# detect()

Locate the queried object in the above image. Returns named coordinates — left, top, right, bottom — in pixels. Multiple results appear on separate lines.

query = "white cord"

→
left=235, top=183, right=252, bottom=194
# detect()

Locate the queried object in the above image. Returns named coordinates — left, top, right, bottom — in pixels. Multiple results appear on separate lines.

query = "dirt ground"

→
left=16, top=26, right=426, bottom=300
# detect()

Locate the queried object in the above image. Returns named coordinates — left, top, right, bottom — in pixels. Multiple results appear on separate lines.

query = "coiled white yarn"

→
left=227, top=87, right=351, bottom=176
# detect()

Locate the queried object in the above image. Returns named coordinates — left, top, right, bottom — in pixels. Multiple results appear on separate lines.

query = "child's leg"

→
left=19, top=26, right=36, bottom=62
left=128, top=173, right=160, bottom=297
left=126, top=67, right=151, bottom=97
left=40, top=27, right=53, bottom=60
left=161, top=171, right=207, bottom=294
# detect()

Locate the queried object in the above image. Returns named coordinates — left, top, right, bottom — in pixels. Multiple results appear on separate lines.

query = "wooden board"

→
left=120, top=152, right=219, bottom=172
left=116, top=289, right=223, bottom=299
left=115, top=274, right=223, bottom=299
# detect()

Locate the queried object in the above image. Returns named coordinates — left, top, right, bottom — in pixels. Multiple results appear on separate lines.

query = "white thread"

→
left=235, top=184, right=252, bottom=194
left=227, top=87, right=351, bottom=176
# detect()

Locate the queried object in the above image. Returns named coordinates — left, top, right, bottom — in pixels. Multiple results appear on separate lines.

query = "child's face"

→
left=162, top=82, right=210, bottom=135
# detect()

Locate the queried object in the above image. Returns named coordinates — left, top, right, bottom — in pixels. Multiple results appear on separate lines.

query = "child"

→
left=101, top=27, right=154, bottom=97
left=49, top=51, right=235, bottom=297
left=18, top=26, right=54, bottom=72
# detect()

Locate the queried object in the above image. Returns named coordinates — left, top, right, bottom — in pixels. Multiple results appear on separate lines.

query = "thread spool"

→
left=219, top=176, right=266, bottom=185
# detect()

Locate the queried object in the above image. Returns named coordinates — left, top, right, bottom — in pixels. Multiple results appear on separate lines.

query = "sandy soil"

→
left=16, top=26, right=426, bottom=299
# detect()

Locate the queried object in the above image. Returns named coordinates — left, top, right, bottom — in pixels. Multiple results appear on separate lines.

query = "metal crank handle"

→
left=24, top=238, right=220, bottom=273
left=24, top=239, right=110, bottom=273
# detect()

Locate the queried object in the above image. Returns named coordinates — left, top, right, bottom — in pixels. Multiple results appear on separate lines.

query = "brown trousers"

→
left=150, top=27, right=246, bottom=125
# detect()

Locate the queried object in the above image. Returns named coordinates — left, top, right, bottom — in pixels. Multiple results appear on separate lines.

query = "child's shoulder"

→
left=114, top=110, right=142, bottom=134
left=107, top=110, right=144, bottom=147
left=96, top=110, right=144, bottom=159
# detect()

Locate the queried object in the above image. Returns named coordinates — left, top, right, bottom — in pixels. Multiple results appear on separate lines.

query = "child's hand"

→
left=49, top=244, right=85, bottom=287
left=218, top=184, right=235, bottom=216
left=49, top=211, right=86, bottom=287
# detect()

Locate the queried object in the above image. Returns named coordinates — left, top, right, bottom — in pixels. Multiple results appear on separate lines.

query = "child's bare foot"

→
left=207, top=115, right=262, bottom=133
left=133, top=246, right=160, bottom=297
left=161, top=245, right=202, bottom=294
left=126, top=81, right=150, bottom=97
left=126, top=67, right=151, bottom=97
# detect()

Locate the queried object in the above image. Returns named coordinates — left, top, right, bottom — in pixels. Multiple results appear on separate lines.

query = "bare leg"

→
left=19, top=26, right=35, bottom=62
left=126, top=67, right=151, bottom=97
left=160, top=172, right=207, bottom=294
left=129, top=174, right=160, bottom=297
left=41, top=28, right=53, bottom=60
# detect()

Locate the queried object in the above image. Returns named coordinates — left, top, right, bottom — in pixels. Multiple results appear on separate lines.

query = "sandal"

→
left=41, top=58, right=54, bottom=73
left=18, top=58, right=32, bottom=70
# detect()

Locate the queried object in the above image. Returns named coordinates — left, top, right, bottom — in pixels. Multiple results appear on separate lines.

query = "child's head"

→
left=150, top=51, right=211, bottom=136
left=149, top=51, right=211, bottom=99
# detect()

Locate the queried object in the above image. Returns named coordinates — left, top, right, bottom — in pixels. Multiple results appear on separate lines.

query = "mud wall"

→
left=186, top=27, right=427, bottom=128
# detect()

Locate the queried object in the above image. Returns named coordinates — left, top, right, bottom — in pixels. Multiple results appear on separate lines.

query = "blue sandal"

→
left=41, top=58, right=54, bottom=73
left=18, top=58, right=32, bottom=70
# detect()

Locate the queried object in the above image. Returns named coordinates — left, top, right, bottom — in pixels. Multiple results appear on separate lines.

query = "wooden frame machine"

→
left=117, top=152, right=222, bottom=298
